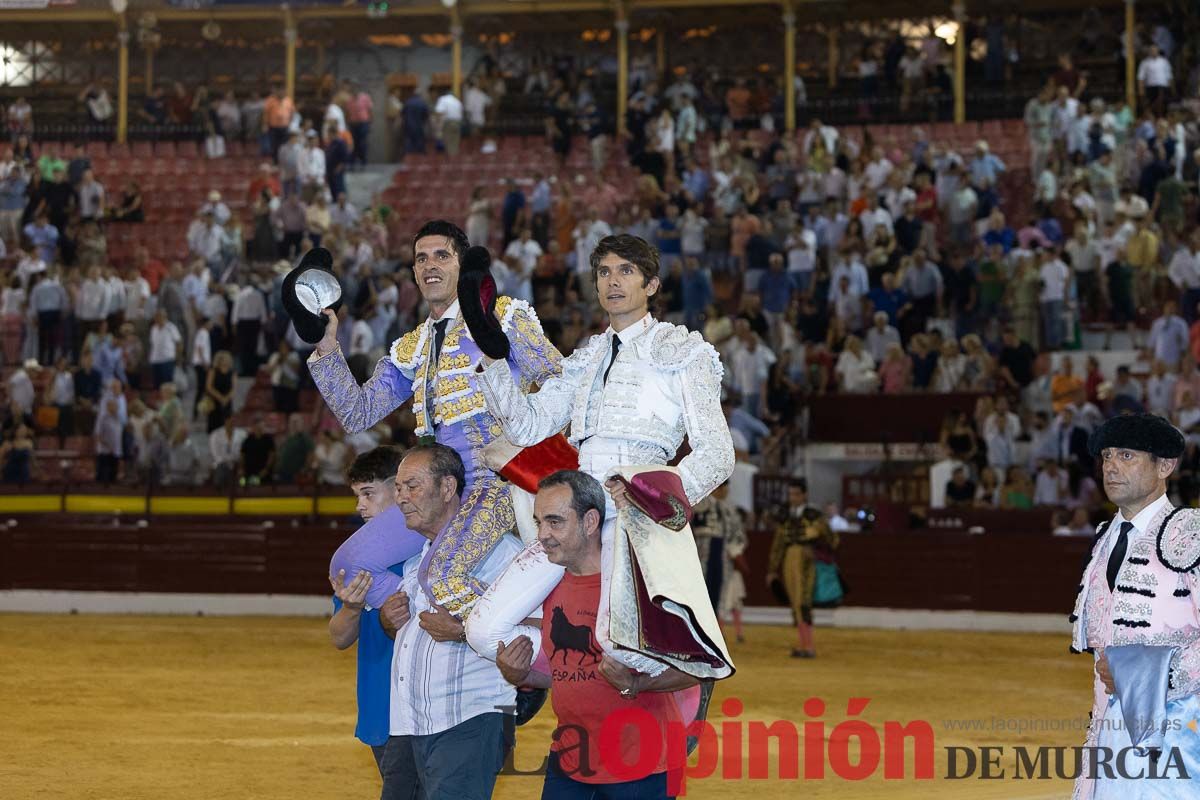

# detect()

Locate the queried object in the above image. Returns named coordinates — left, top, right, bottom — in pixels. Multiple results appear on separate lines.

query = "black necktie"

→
left=603, top=335, right=621, bottom=384
left=1106, top=521, right=1134, bottom=592
left=431, top=318, right=449, bottom=367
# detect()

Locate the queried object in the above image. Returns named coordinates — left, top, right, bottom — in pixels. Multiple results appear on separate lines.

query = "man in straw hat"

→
left=1070, top=412, right=1200, bottom=798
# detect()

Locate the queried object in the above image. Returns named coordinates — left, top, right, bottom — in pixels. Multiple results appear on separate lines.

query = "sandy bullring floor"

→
left=0, top=613, right=1092, bottom=799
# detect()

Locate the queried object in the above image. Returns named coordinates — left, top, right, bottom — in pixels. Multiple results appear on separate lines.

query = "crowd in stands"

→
left=0, top=15, right=1194, bottom=535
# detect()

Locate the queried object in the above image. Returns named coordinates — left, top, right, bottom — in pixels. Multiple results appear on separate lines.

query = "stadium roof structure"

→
left=0, top=0, right=1136, bottom=33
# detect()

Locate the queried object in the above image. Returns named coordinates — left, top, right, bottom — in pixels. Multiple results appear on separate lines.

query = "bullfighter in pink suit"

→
left=1070, top=413, right=1200, bottom=799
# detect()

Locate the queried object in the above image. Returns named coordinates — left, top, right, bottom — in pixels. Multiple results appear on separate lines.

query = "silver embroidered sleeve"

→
left=507, top=304, right=564, bottom=386
left=308, top=348, right=413, bottom=434
left=676, top=354, right=736, bottom=505
left=477, top=358, right=575, bottom=447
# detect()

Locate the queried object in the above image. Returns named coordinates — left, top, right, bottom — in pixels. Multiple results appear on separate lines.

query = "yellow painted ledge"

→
left=0, top=495, right=357, bottom=516
left=0, top=495, right=63, bottom=513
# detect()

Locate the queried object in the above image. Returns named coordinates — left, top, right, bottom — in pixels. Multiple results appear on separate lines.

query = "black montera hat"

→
left=458, top=245, right=510, bottom=360
left=281, top=247, right=342, bottom=345
left=1087, top=412, right=1185, bottom=459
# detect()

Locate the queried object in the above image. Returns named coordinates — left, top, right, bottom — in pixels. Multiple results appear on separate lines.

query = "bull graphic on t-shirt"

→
left=549, top=605, right=603, bottom=666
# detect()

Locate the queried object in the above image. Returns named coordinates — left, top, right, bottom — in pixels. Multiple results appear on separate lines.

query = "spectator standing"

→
left=463, top=79, right=492, bottom=135
left=313, top=429, right=351, bottom=486
left=1137, top=44, right=1173, bottom=116
left=232, top=282, right=268, bottom=377
left=30, top=271, right=66, bottom=367
left=402, top=90, right=430, bottom=155
left=324, top=124, right=351, bottom=201
left=203, top=350, right=235, bottom=432
left=240, top=416, right=276, bottom=486
left=267, top=340, right=301, bottom=414
left=1148, top=301, right=1190, bottom=368
left=434, top=90, right=464, bottom=157
left=94, top=396, right=123, bottom=484
left=76, top=170, right=104, bottom=222
left=209, top=417, right=246, bottom=490
left=347, top=84, right=374, bottom=168
left=262, top=84, right=296, bottom=160
left=23, top=212, right=58, bottom=264
left=275, top=413, right=314, bottom=483
left=147, top=310, right=182, bottom=389
left=1038, top=248, right=1071, bottom=350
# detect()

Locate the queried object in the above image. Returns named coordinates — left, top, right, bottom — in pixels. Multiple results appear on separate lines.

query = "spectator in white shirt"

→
left=324, top=97, right=347, bottom=134
left=330, top=193, right=360, bottom=230
left=1147, top=300, right=1190, bottom=368
left=231, top=283, right=268, bottom=377
left=499, top=231, right=542, bottom=307
left=1169, top=230, right=1200, bottom=321
left=191, top=318, right=213, bottom=409
left=1146, top=360, right=1178, bottom=416
left=187, top=211, right=224, bottom=273
left=572, top=210, right=611, bottom=304
left=463, top=79, right=492, bottom=131
left=76, top=170, right=105, bottom=221
left=679, top=207, right=707, bottom=260
left=828, top=274, right=865, bottom=332
left=349, top=313, right=375, bottom=358
left=858, top=193, right=893, bottom=237
left=201, top=191, right=231, bottom=226
left=434, top=91, right=464, bottom=156
left=728, top=321, right=776, bottom=417
left=148, top=309, right=182, bottom=389
left=182, top=261, right=209, bottom=318
left=1176, top=390, right=1200, bottom=446
left=298, top=132, right=327, bottom=200
left=864, top=311, right=900, bottom=363
left=1038, top=248, right=1071, bottom=350
left=985, top=412, right=1018, bottom=472
left=1137, top=44, right=1173, bottom=115
left=1032, top=460, right=1068, bottom=506
left=835, top=335, right=878, bottom=393
left=209, top=416, right=247, bottom=489
left=8, top=360, right=35, bottom=414
left=312, top=428, right=351, bottom=485
left=76, top=264, right=109, bottom=346
left=863, top=147, right=894, bottom=194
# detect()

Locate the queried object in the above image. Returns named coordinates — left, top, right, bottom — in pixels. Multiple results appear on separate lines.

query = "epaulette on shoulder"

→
left=1157, top=507, right=1200, bottom=574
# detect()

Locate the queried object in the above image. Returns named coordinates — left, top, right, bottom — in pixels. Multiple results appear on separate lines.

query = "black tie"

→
left=431, top=318, right=449, bottom=367
left=603, top=335, right=621, bottom=385
left=1106, top=521, right=1134, bottom=592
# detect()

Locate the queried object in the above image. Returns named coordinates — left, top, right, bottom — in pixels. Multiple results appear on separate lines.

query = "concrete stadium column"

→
left=783, top=3, right=796, bottom=133
left=952, top=1, right=966, bottom=124
left=117, top=20, right=129, bottom=144
left=284, top=13, right=297, bottom=102
left=1125, top=0, right=1136, bottom=111
left=451, top=6, right=463, bottom=99
left=827, top=26, right=838, bottom=89
left=616, top=3, right=629, bottom=137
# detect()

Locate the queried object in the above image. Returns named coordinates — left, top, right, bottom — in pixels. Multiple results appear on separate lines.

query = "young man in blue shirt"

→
left=328, top=445, right=405, bottom=774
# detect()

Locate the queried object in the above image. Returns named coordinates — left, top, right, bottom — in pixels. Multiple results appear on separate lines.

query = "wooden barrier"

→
left=0, top=517, right=1091, bottom=615
left=806, top=392, right=982, bottom=443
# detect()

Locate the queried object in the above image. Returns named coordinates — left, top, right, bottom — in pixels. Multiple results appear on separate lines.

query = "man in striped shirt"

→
left=378, top=443, right=520, bottom=800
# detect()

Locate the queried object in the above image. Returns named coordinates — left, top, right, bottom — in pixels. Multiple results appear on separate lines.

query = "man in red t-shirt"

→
left=496, top=470, right=698, bottom=799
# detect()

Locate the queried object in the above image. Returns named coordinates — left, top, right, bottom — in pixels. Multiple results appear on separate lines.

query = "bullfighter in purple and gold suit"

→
left=302, top=221, right=565, bottom=618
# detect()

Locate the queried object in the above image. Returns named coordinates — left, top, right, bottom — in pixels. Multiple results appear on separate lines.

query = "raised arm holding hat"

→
left=287, top=221, right=565, bottom=620
left=1070, top=412, right=1200, bottom=799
